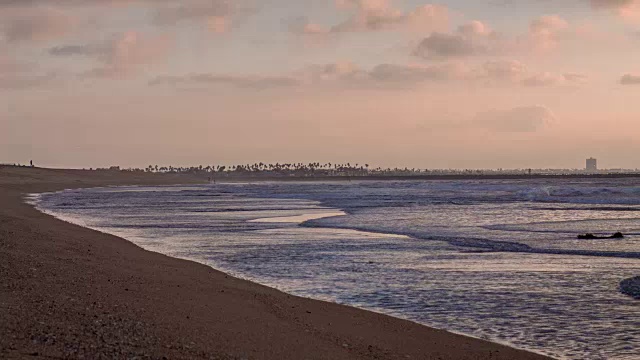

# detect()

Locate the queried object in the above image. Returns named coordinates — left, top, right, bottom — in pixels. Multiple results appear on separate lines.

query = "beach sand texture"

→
left=0, top=166, right=551, bottom=359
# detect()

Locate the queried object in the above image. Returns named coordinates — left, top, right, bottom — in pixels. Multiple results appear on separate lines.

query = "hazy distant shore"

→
left=6, top=164, right=640, bottom=184
left=0, top=166, right=552, bottom=359
left=209, top=173, right=640, bottom=182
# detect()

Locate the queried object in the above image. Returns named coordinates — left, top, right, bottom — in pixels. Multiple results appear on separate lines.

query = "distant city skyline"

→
left=2, top=1, right=640, bottom=169
left=7, top=158, right=638, bottom=174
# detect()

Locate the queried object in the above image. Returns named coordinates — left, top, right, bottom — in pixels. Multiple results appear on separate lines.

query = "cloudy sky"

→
left=2, top=0, right=639, bottom=169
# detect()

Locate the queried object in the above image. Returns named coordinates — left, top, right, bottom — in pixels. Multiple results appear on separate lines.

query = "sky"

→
left=1, top=0, right=640, bottom=169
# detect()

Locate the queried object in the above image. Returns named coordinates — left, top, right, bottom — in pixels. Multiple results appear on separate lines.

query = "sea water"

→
left=33, top=179, right=640, bottom=359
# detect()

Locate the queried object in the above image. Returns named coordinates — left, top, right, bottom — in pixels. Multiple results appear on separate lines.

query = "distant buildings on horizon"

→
left=6, top=157, right=640, bottom=175
left=586, top=158, right=598, bottom=172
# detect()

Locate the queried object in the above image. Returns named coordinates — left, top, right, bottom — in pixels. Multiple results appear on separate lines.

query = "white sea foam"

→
left=249, top=211, right=346, bottom=223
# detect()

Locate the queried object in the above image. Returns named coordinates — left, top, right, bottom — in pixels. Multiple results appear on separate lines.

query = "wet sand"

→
left=0, top=166, right=552, bottom=359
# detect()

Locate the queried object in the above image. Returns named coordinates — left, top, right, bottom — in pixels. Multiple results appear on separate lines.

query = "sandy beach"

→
left=0, top=166, right=552, bottom=359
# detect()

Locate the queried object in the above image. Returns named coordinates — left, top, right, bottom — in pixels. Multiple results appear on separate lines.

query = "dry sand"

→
left=0, top=166, right=552, bottom=359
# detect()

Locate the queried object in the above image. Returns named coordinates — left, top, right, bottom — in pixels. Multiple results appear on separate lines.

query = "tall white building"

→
left=586, top=158, right=597, bottom=172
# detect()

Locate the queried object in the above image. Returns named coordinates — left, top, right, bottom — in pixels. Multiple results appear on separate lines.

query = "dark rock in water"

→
left=620, top=276, right=640, bottom=300
left=577, top=232, right=624, bottom=239
left=578, top=233, right=597, bottom=239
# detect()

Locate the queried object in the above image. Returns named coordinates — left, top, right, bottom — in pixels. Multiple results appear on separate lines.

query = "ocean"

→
left=32, top=178, right=640, bottom=359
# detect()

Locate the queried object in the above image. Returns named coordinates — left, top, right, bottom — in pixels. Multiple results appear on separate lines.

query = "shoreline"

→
left=33, top=195, right=553, bottom=358
left=1, top=167, right=553, bottom=359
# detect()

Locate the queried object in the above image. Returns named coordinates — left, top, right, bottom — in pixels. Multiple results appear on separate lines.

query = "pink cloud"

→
left=412, top=15, right=574, bottom=59
left=48, top=31, right=172, bottom=79
left=590, top=0, right=640, bottom=21
left=458, top=20, right=493, bottom=37
left=91, top=32, right=172, bottom=78
left=413, top=20, right=506, bottom=59
left=521, top=72, right=587, bottom=87
left=477, top=60, right=587, bottom=87
left=149, top=58, right=584, bottom=91
left=482, top=60, right=527, bottom=81
left=149, top=61, right=472, bottom=91
left=0, top=1, right=243, bottom=37
left=149, top=73, right=300, bottom=89
left=0, top=7, right=74, bottom=43
left=293, top=1, right=449, bottom=35
left=152, top=0, right=245, bottom=33
left=207, top=16, right=230, bottom=34
left=529, top=15, right=570, bottom=51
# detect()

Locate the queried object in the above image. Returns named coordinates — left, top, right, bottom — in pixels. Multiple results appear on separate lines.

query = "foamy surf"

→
left=249, top=211, right=346, bottom=223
